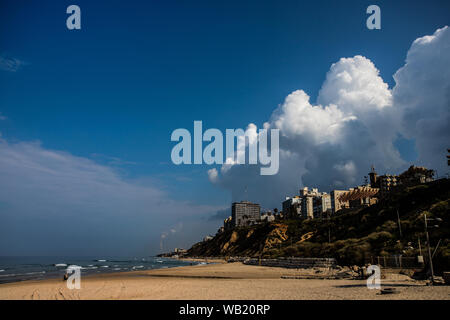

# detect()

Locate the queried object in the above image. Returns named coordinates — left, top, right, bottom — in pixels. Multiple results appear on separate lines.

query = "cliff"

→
left=188, top=179, right=450, bottom=271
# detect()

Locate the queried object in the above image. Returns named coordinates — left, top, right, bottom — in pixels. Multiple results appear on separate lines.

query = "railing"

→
left=241, top=257, right=337, bottom=269
left=365, top=255, right=423, bottom=268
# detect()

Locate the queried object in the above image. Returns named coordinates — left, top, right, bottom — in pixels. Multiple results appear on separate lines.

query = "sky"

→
left=0, top=0, right=449, bottom=256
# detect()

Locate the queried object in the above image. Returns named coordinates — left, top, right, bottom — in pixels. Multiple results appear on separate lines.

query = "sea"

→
left=0, top=256, right=201, bottom=284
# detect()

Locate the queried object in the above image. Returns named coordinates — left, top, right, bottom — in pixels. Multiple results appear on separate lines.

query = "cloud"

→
left=0, top=138, right=221, bottom=256
left=209, top=27, right=449, bottom=209
left=160, top=222, right=183, bottom=251
left=317, top=56, right=392, bottom=114
left=90, top=153, right=138, bottom=166
left=393, top=26, right=450, bottom=173
left=207, top=168, right=219, bottom=183
left=0, top=54, right=27, bottom=72
left=207, top=207, right=231, bottom=221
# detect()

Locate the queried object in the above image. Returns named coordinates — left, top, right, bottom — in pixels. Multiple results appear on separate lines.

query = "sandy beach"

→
left=0, top=261, right=449, bottom=300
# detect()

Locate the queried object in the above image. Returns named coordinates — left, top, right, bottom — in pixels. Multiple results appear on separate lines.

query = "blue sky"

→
left=0, top=0, right=449, bottom=256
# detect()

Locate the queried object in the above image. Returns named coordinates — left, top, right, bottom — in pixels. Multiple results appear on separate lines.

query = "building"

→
left=203, top=235, right=214, bottom=242
left=223, top=216, right=233, bottom=231
left=379, top=175, right=398, bottom=195
left=308, top=193, right=332, bottom=219
left=285, top=183, right=380, bottom=219
left=338, top=186, right=379, bottom=209
left=330, top=190, right=349, bottom=213
left=398, top=165, right=434, bottom=186
left=369, top=165, right=435, bottom=197
left=282, top=196, right=302, bottom=218
left=260, top=211, right=276, bottom=222
left=282, top=187, right=333, bottom=220
left=231, top=201, right=261, bottom=227
left=299, top=187, right=331, bottom=219
left=368, top=165, right=378, bottom=188
left=369, top=166, right=398, bottom=197
left=319, top=193, right=332, bottom=218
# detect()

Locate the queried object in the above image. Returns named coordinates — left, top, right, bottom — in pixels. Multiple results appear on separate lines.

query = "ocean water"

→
left=0, top=256, right=200, bottom=284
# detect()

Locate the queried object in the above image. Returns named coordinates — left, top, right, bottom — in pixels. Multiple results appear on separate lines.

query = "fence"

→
left=242, top=257, right=337, bottom=269
left=365, top=255, right=423, bottom=268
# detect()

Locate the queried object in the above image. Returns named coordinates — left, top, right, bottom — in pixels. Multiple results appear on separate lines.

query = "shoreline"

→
left=0, top=257, right=204, bottom=285
left=0, top=257, right=222, bottom=286
left=176, top=257, right=226, bottom=264
left=1, top=262, right=449, bottom=300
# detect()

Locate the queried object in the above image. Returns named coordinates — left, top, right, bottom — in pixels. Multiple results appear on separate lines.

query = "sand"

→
left=0, top=261, right=449, bottom=300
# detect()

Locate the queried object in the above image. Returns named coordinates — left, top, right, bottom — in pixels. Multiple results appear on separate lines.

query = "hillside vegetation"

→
left=188, top=179, right=450, bottom=272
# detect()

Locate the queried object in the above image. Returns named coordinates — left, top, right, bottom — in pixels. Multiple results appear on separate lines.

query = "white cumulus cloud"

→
left=393, top=26, right=450, bottom=172
left=209, top=27, right=449, bottom=209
